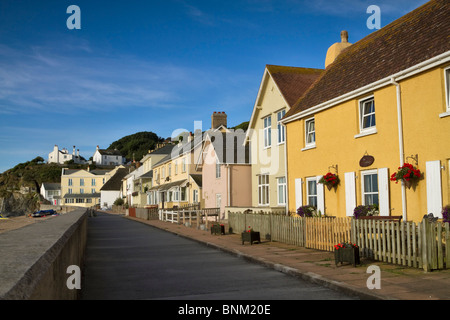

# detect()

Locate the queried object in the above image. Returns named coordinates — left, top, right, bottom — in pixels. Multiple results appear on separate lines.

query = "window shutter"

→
left=345, top=172, right=356, bottom=216
left=295, top=178, right=303, bottom=210
left=426, top=160, right=442, bottom=218
left=316, top=175, right=325, bottom=215
left=378, top=168, right=390, bottom=216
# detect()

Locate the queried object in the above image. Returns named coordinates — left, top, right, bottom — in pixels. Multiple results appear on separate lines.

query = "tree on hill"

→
left=231, top=121, right=249, bottom=131
left=107, top=131, right=164, bottom=162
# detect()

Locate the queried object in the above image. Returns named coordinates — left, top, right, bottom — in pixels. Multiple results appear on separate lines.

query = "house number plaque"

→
left=359, top=154, right=374, bottom=167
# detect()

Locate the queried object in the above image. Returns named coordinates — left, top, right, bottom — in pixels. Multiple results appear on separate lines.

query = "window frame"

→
left=304, top=117, right=316, bottom=148
left=263, top=115, right=272, bottom=149
left=277, top=110, right=286, bottom=145
left=358, top=96, right=376, bottom=133
left=361, top=169, right=379, bottom=206
left=277, top=176, right=287, bottom=206
left=216, top=158, right=221, bottom=178
left=306, top=177, right=318, bottom=208
left=258, top=174, right=270, bottom=206
left=445, top=67, right=450, bottom=112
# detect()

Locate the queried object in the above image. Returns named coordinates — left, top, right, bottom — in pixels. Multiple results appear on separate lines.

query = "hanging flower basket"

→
left=319, top=172, right=340, bottom=190
left=390, top=163, right=422, bottom=189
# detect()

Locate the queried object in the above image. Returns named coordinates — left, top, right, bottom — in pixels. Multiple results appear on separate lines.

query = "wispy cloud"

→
left=0, top=42, right=229, bottom=115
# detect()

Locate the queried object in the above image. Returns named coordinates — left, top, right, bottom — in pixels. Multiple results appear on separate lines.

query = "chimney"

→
left=77, top=149, right=80, bottom=157
left=96, top=145, right=99, bottom=151
left=73, top=146, right=76, bottom=156
left=325, top=30, right=352, bottom=68
left=211, top=111, right=227, bottom=129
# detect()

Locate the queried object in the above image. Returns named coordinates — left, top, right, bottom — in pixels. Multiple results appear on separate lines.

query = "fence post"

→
left=421, top=218, right=430, bottom=272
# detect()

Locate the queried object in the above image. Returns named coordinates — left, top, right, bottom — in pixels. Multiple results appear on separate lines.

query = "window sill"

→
left=301, top=144, right=316, bottom=151
left=439, top=111, right=450, bottom=118
left=354, top=129, right=377, bottom=139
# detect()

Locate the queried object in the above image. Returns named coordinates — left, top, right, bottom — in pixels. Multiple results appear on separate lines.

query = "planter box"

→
left=211, top=224, right=225, bottom=235
left=242, top=231, right=260, bottom=245
left=334, top=247, right=360, bottom=267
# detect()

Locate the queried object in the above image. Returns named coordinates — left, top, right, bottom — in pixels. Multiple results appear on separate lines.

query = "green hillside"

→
left=107, top=131, right=164, bottom=162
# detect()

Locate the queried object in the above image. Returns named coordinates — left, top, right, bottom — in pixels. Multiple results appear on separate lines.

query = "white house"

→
left=100, top=167, right=128, bottom=209
left=40, top=183, right=61, bottom=205
left=48, top=145, right=86, bottom=164
left=93, top=145, right=125, bottom=166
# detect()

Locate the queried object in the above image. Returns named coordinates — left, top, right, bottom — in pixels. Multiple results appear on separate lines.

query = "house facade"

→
left=93, top=145, right=125, bottom=166
left=48, top=145, right=85, bottom=164
left=61, top=166, right=124, bottom=207
left=148, top=134, right=203, bottom=209
left=131, top=143, right=175, bottom=207
left=282, top=0, right=450, bottom=222
left=245, top=65, right=323, bottom=211
left=100, top=167, right=128, bottom=209
left=40, top=183, right=61, bottom=206
left=200, top=126, right=252, bottom=219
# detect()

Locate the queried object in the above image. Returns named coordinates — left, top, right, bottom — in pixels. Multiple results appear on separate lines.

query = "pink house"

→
left=200, top=127, right=252, bottom=220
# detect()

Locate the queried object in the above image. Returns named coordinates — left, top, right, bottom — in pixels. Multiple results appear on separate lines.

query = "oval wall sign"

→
left=359, top=155, right=374, bottom=167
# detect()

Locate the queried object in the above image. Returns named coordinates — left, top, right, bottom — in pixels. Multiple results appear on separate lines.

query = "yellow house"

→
left=282, top=0, right=450, bottom=222
left=149, top=134, right=204, bottom=209
left=245, top=64, right=323, bottom=211
left=130, top=144, right=175, bottom=207
left=61, top=165, right=125, bottom=207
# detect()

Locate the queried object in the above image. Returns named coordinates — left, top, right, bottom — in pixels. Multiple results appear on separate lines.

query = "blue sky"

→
left=0, top=0, right=429, bottom=173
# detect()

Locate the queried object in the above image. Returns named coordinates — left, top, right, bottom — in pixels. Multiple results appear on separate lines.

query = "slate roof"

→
left=284, top=0, right=450, bottom=119
left=190, top=174, right=202, bottom=188
left=41, top=183, right=61, bottom=191
left=206, top=131, right=251, bottom=165
left=100, top=168, right=128, bottom=191
left=98, top=149, right=123, bottom=156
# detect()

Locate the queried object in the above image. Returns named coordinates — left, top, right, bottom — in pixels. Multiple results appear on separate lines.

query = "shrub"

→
left=113, top=198, right=124, bottom=206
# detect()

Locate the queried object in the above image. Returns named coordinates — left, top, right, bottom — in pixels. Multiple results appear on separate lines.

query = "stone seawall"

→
left=0, top=208, right=88, bottom=299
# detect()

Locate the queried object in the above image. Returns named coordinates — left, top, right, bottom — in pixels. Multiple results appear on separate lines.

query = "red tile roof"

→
left=266, top=65, right=323, bottom=107
left=285, top=0, right=450, bottom=119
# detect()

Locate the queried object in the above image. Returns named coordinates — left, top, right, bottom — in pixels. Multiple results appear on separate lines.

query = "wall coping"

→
left=0, top=208, right=87, bottom=299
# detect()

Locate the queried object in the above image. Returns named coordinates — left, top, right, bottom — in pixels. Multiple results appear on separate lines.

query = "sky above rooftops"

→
left=0, top=0, right=429, bottom=173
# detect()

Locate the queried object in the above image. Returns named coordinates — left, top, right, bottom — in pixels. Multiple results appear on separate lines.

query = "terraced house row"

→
left=59, top=0, right=449, bottom=223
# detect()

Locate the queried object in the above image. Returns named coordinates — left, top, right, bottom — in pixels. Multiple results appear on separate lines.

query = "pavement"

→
left=123, top=214, right=450, bottom=300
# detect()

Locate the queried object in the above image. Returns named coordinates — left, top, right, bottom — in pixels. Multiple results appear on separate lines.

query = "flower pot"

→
left=211, top=224, right=225, bottom=235
left=334, top=247, right=360, bottom=267
left=242, top=231, right=260, bottom=245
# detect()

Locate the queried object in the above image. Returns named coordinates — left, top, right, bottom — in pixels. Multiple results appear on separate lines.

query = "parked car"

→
left=31, top=209, right=57, bottom=217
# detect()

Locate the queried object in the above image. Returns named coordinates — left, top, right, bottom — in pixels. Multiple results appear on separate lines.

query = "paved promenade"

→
left=124, top=215, right=450, bottom=300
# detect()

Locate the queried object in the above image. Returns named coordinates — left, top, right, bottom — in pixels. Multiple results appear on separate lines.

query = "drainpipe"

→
left=391, top=78, right=407, bottom=221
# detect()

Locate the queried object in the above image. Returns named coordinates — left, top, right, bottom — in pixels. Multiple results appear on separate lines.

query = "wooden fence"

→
left=128, top=207, right=159, bottom=220
left=228, top=212, right=449, bottom=271
left=352, top=218, right=450, bottom=272
left=160, top=207, right=220, bottom=228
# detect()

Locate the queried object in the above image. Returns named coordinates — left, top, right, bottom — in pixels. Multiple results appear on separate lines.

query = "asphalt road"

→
left=81, top=213, right=354, bottom=300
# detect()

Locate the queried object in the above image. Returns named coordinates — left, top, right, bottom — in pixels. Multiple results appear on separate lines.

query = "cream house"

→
left=61, top=166, right=124, bottom=207
left=245, top=65, right=323, bottom=211
left=149, top=133, right=204, bottom=209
